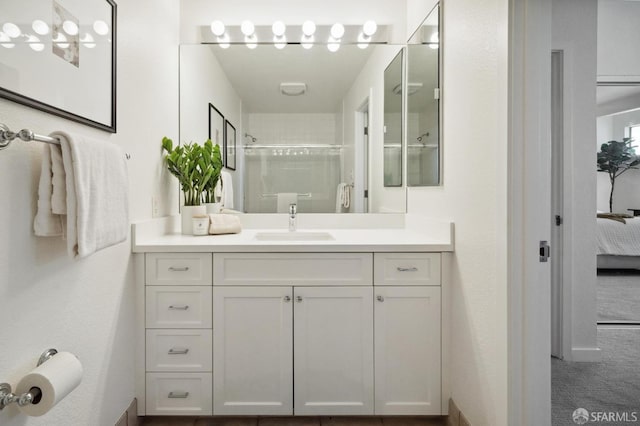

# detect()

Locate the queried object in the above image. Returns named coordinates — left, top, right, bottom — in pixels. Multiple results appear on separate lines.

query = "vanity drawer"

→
left=146, top=329, right=212, bottom=372
left=146, top=286, right=212, bottom=328
left=145, top=372, right=212, bottom=415
left=374, top=253, right=441, bottom=286
left=146, top=253, right=212, bottom=286
left=213, top=253, right=373, bottom=286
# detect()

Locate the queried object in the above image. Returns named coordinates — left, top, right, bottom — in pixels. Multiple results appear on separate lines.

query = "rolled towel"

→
left=209, top=213, right=242, bottom=235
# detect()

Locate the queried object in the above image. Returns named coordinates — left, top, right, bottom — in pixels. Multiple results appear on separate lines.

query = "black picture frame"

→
left=0, top=0, right=117, bottom=133
left=208, top=103, right=225, bottom=153
left=225, top=120, right=236, bottom=170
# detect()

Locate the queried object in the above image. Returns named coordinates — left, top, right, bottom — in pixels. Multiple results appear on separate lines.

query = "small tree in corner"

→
left=597, top=138, right=640, bottom=213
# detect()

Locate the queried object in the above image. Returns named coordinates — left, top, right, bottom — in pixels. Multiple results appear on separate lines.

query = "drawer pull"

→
left=168, top=266, right=190, bottom=272
left=168, top=391, right=189, bottom=399
left=168, top=348, right=189, bottom=355
left=377, top=295, right=385, bottom=302
left=168, top=305, right=190, bottom=310
left=396, top=266, right=418, bottom=272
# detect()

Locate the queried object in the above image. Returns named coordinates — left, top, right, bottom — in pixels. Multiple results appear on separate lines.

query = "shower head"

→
left=417, top=132, right=430, bottom=142
left=244, top=133, right=257, bottom=143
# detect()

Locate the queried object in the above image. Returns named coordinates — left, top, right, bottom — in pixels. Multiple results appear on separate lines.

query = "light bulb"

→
left=363, top=20, right=377, bottom=37
left=32, top=20, right=49, bottom=35
left=272, top=20, right=286, bottom=37
left=93, top=20, right=109, bottom=35
left=301, top=34, right=314, bottom=49
left=218, top=34, right=230, bottom=49
left=302, top=20, right=316, bottom=36
left=2, top=23, right=21, bottom=38
left=62, top=20, right=79, bottom=36
left=82, top=33, right=96, bottom=48
left=330, top=23, right=344, bottom=40
left=327, top=37, right=340, bottom=52
left=245, top=34, right=257, bottom=49
left=241, top=20, right=255, bottom=36
left=357, top=33, right=369, bottom=49
left=274, top=34, right=286, bottom=49
left=54, top=33, right=69, bottom=49
left=0, top=32, right=15, bottom=48
left=27, top=35, right=44, bottom=52
left=210, top=20, right=225, bottom=36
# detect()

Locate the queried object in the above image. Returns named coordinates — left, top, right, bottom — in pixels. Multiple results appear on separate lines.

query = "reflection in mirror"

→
left=180, top=44, right=406, bottom=213
left=407, top=4, right=440, bottom=186
left=383, top=50, right=403, bottom=187
left=596, top=84, right=640, bottom=213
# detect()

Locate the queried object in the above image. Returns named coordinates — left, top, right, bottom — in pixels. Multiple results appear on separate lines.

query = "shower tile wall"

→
left=244, top=113, right=342, bottom=213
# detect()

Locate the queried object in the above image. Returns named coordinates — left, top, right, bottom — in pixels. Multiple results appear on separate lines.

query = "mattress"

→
left=597, top=217, right=640, bottom=256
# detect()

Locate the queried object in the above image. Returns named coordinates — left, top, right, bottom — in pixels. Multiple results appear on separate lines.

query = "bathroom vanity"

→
left=133, top=215, right=453, bottom=418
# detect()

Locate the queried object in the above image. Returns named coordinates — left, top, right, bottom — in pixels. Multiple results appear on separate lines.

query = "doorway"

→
left=355, top=98, right=370, bottom=213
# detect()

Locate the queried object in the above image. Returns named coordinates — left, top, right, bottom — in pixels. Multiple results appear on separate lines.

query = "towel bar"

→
left=0, top=123, right=130, bottom=159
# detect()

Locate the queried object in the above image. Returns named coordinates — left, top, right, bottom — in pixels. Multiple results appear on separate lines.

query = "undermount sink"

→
left=253, top=231, right=335, bottom=241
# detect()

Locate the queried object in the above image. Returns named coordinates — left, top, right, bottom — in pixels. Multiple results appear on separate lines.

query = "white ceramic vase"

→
left=181, top=205, right=206, bottom=235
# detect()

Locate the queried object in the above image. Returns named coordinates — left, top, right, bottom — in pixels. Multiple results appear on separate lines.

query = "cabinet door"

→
left=374, top=286, right=441, bottom=415
left=213, top=286, right=293, bottom=415
left=294, top=286, right=374, bottom=415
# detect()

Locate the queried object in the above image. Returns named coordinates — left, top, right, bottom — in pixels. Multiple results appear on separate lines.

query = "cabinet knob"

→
left=168, top=266, right=190, bottom=272
left=284, top=295, right=291, bottom=302
left=377, top=295, right=385, bottom=302
left=296, top=296, right=303, bottom=302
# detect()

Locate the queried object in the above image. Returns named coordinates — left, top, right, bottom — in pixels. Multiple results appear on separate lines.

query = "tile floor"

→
left=141, top=416, right=447, bottom=426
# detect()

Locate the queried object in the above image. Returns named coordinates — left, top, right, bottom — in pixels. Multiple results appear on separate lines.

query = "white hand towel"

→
left=50, top=144, right=67, bottom=214
left=217, top=170, right=234, bottom=209
left=277, top=193, right=298, bottom=213
left=335, top=183, right=346, bottom=213
left=53, top=131, right=129, bottom=258
left=33, top=144, right=64, bottom=236
left=209, top=213, right=242, bottom=235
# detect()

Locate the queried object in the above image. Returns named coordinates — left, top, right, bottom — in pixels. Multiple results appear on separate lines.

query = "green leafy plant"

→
left=597, top=138, right=640, bottom=213
left=202, top=139, right=223, bottom=204
left=162, top=136, right=220, bottom=206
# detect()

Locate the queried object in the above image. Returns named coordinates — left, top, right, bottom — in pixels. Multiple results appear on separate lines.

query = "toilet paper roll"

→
left=15, top=352, right=83, bottom=417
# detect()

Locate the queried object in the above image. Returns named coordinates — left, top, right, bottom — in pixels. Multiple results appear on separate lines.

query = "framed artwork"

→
left=208, top=103, right=224, bottom=150
left=225, top=120, right=236, bottom=170
left=0, top=0, right=117, bottom=133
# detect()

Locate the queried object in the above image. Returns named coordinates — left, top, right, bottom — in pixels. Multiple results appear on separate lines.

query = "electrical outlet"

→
left=151, top=196, right=160, bottom=218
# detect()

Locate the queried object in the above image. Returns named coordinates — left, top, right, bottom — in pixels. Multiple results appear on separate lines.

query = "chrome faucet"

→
left=288, top=203, right=297, bottom=232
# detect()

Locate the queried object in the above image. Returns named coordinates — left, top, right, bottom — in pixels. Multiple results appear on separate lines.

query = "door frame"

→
left=508, top=0, right=553, bottom=424
left=355, top=94, right=372, bottom=213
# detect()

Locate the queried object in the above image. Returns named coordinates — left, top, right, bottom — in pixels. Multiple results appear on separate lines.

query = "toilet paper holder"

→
left=0, top=348, right=58, bottom=411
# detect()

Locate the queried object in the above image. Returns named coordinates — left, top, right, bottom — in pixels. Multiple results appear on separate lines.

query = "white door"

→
left=293, top=286, right=374, bottom=415
left=374, top=286, right=441, bottom=415
left=213, top=286, right=293, bottom=415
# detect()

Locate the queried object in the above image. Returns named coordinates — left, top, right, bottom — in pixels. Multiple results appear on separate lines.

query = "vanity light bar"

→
left=206, top=21, right=383, bottom=50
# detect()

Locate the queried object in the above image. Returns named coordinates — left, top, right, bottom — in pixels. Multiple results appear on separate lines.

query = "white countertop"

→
left=131, top=214, right=454, bottom=253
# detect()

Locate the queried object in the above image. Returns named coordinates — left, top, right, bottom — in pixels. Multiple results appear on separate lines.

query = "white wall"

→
left=179, top=45, right=243, bottom=209
left=0, top=0, right=180, bottom=425
left=598, top=0, right=640, bottom=80
left=406, top=0, right=509, bottom=423
left=406, top=0, right=439, bottom=41
left=553, top=0, right=599, bottom=361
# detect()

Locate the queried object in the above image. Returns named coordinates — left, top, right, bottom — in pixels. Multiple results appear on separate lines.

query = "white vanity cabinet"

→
left=138, top=250, right=445, bottom=417
left=144, top=253, right=213, bottom=416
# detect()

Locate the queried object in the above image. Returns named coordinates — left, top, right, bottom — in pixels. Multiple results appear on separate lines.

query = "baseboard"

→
left=571, top=347, right=602, bottom=362
left=448, top=398, right=471, bottom=426
left=115, top=398, right=139, bottom=426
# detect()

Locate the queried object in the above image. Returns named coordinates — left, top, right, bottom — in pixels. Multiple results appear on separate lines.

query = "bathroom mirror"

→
left=180, top=43, right=407, bottom=213
left=383, top=50, right=403, bottom=187
left=407, top=4, right=440, bottom=186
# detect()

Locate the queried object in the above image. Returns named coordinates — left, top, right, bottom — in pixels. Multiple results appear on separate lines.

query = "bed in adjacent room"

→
left=597, top=215, right=640, bottom=269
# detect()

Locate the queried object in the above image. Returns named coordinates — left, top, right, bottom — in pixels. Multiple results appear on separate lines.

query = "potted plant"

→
left=201, top=139, right=223, bottom=213
left=597, top=138, right=640, bottom=213
left=162, top=136, right=216, bottom=234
